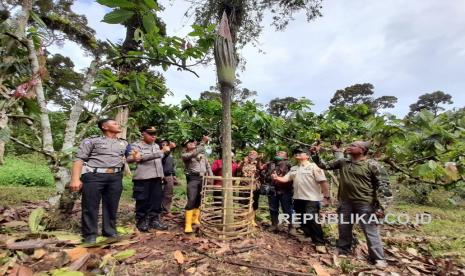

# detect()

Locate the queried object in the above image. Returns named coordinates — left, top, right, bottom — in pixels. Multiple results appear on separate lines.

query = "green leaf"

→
left=106, top=95, right=118, bottom=105
left=96, top=0, right=135, bottom=8
left=143, top=0, right=158, bottom=9
left=134, top=28, right=144, bottom=43
left=428, top=160, right=438, bottom=171
left=434, top=141, right=445, bottom=152
left=102, top=9, right=135, bottom=24
left=113, top=249, right=136, bottom=261
left=30, top=11, right=47, bottom=29
left=28, top=207, right=45, bottom=233
left=142, top=13, right=158, bottom=34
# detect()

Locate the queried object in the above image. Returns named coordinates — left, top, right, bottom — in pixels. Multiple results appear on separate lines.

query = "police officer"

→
left=182, top=136, right=212, bottom=233
left=127, top=126, right=170, bottom=232
left=70, top=118, right=128, bottom=244
left=159, top=139, right=177, bottom=218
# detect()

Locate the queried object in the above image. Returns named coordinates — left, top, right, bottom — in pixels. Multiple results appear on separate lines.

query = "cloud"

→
left=50, top=0, right=465, bottom=116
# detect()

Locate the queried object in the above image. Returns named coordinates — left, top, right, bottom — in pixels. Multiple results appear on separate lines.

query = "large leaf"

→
left=142, top=13, right=158, bottom=34
left=96, top=0, right=135, bottom=8
left=113, top=249, right=136, bottom=261
left=28, top=207, right=46, bottom=233
left=143, top=0, right=158, bottom=9
left=102, top=9, right=135, bottom=24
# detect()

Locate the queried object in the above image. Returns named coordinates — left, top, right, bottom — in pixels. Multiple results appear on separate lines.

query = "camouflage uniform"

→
left=311, top=153, right=393, bottom=262
left=238, top=160, right=261, bottom=211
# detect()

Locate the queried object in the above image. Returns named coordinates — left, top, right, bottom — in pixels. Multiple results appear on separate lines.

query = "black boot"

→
left=136, top=217, right=149, bottom=232
left=270, top=213, right=279, bottom=232
left=149, top=214, right=168, bottom=230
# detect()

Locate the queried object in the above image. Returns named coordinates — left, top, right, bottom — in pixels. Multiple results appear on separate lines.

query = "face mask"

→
left=205, top=145, right=212, bottom=156
left=274, top=156, right=284, bottom=161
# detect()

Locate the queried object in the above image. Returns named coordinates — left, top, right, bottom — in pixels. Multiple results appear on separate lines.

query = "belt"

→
left=89, top=167, right=123, bottom=174
left=187, top=172, right=204, bottom=177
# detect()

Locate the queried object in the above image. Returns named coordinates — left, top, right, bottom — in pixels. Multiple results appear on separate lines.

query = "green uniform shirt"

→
left=312, top=154, right=392, bottom=207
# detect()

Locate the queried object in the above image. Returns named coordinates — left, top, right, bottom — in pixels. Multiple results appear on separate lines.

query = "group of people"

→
left=70, top=118, right=393, bottom=269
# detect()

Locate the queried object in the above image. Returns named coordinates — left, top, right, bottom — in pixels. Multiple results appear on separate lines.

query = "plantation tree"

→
left=200, top=79, right=258, bottom=105
left=330, top=83, right=398, bottom=115
left=0, top=0, right=214, bottom=221
left=267, top=96, right=299, bottom=118
left=96, top=0, right=214, bottom=138
left=408, top=91, right=453, bottom=117
left=190, top=0, right=323, bottom=229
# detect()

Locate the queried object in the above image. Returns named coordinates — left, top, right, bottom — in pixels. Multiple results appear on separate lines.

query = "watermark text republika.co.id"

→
left=279, top=213, right=432, bottom=225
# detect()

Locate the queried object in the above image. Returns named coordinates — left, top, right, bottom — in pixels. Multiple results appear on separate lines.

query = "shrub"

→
left=0, top=157, right=54, bottom=187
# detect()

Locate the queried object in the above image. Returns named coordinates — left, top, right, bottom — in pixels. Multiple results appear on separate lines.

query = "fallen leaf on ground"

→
left=110, top=239, right=139, bottom=247
left=173, top=250, right=184, bottom=264
left=113, top=249, right=136, bottom=261
left=312, top=263, right=330, bottom=276
left=185, top=267, right=196, bottom=274
left=2, top=221, right=27, bottom=228
left=215, top=243, right=230, bottom=255
left=99, top=253, right=112, bottom=269
left=68, top=254, right=91, bottom=271
left=33, top=249, right=47, bottom=260
left=8, top=265, right=33, bottom=276
left=332, top=254, right=340, bottom=267
left=65, top=247, right=88, bottom=262
left=406, top=247, right=418, bottom=256
left=406, top=266, right=421, bottom=275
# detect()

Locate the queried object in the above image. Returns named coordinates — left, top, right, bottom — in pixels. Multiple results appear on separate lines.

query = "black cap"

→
left=140, top=126, right=157, bottom=134
left=293, top=147, right=310, bottom=155
left=182, top=139, right=195, bottom=147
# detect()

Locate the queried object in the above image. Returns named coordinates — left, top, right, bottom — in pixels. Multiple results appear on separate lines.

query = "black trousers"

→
left=81, top=172, right=123, bottom=238
left=293, top=199, right=325, bottom=245
left=268, top=190, right=293, bottom=226
left=186, top=174, right=202, bottom=210
left=133, top=178, right=163, bottom=221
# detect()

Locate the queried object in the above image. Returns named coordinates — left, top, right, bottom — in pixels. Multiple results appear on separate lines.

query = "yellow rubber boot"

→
left=192, top=208, right=201, bottom=225
left=251, top=210, right=258, bottom=227
left=184, top=210, right=194, bottom=233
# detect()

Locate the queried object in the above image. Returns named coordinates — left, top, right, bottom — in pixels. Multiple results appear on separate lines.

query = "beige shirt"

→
left=75, top=136, right=128, bottom=168
left=130, top=141, right=164, bottom=180
left=182, top=144, right=212, bottom=175
left=281, top=161, right=327, bottom=201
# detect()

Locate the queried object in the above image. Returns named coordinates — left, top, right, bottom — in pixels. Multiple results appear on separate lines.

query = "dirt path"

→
left=1, top=201, right=464, bottom=275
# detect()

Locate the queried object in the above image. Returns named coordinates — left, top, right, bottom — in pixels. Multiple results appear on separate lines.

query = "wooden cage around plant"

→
left=199, top=176, right=256, bottom=240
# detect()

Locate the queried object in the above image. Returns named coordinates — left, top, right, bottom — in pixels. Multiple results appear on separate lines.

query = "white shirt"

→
left=281, top=161, right=327, bottom=201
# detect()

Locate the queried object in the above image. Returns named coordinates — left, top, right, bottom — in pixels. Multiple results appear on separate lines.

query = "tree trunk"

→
left=0, top=0, right=33, bottom=164
left=26, top=39, right=54, bottom=153
left=0, top=109, right=8, bottom=165
left=4, top=0, right=32, bottom=51
left=62, top=59, right=99, bottom=151
left=115, top=106, right=129, bottom=139
left=221, top=84, right=234, bottom=228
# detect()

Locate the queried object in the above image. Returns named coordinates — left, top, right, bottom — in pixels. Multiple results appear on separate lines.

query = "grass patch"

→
left=392, top=204, right=465, bottom=260
left=0, top=157, right=54, bottom=187
left=0, top=186, right=55, bottom=206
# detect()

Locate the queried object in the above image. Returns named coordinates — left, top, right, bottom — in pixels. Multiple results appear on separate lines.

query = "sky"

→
left=49, top=0, right=465, bottom=116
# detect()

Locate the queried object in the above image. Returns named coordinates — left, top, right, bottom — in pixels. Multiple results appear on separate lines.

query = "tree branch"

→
left=271, top=130, right=313, bottom=147
left=3, top=32, right=28, bottom=48
left=9, top=136, right=54, bottom=160
left=382, top=158, right=464, bottom=188
left=107, top=55, right=200, bottom=78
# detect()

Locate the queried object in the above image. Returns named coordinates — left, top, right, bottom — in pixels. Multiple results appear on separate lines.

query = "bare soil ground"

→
left=1, top=197, right=465, bottom=276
